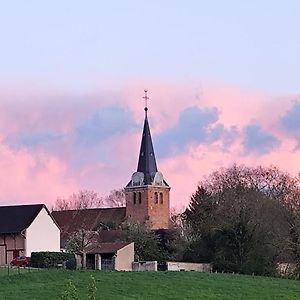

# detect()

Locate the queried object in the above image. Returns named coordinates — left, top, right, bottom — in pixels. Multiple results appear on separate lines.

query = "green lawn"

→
left=0, top=270, right=300, bottom=300
left=0, top=266, right=40, bottom=277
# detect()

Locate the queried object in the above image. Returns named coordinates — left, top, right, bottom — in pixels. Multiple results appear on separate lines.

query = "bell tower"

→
left=125, top=90, right=170, bottom=229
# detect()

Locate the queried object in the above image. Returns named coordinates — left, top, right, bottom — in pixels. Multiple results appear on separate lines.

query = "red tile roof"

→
left=51, top=207, right=126, bottom=234
left=98, top=229, right=127, bottom=243
left=85, top=242, right=132, bottom=254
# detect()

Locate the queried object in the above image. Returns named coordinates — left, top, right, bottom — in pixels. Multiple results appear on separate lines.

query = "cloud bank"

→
left=0, top=80, right=299, bottom=209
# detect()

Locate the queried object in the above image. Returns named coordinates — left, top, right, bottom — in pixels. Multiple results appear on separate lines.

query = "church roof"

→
left=136, top=115, right=158, bottom=185
left=51, top=207, right=126, bottom=235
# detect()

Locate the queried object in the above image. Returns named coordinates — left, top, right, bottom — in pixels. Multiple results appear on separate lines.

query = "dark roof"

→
left=126, top=114, right=158, bottom=187
left=51, top=207, right=126, bottom=235
left=0, top=204, right=44, bottom=234
left=97, top=229, right=127, bottom=243
left=137, top=116, right=158, bottom=184
left=86, top=242, right=131, bottom=254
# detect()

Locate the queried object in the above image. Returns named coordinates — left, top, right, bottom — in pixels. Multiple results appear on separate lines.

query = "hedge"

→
left=30, top=252, right=75, bottom=268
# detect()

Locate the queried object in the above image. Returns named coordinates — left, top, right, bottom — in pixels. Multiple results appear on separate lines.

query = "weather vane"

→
left=143, top=89, right=149, bottom=115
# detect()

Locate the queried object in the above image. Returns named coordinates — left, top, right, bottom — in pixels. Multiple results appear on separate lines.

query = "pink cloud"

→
left=0, top=79, right=299, bottom=211
left=0, top=144, right=78, bottom=206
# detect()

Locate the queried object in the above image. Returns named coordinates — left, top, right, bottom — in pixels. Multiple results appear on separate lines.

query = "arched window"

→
left=160, top=192, right=163, bottom=204
left=133, top=192, right=136, bottom=204
left=138, top=192, right=142, bottom=204
left=155, top=192, right=158, bottom=204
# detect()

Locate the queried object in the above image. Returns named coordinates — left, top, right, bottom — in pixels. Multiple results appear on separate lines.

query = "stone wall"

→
left=166, top=261, right=212, bottom=272
left=132, top=261, right=158, bottom=271
left=277, top=262, right=297, bottom=277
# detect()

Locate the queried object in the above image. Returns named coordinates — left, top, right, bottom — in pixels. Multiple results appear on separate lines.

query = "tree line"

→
left=178, top=165, right=300, bottom=276
left=122, top=164, right=300, bottom=276
left=58, top=164, right=300, bottom=277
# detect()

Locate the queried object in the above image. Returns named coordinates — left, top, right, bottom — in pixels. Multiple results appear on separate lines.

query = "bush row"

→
left=31, top=251, right=75, bottom=269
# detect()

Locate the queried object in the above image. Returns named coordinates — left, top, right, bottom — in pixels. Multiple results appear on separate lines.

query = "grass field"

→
left=0, top=266, right=40, bottom=277
left=0, top=269, right=300, bottom=300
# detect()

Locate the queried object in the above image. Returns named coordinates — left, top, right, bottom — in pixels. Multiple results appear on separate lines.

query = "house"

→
left=0, top=204, right=60, bottom=265
left=85, top=242, right=134, bottom=271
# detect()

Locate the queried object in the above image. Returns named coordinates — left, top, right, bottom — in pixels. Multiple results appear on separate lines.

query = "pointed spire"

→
left=143, top=89, right=149, bottom=118
left=137, top=90, right=158, bottom=185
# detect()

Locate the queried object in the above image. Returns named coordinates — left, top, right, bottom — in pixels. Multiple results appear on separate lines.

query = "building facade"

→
left=0, top=204, right=60, bottom=265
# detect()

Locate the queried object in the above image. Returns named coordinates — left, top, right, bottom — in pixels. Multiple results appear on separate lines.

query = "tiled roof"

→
left=85, top=242, right=132, bottom=254
left=98, top=229, right=127, bottom=243
left=51, top=207, right=126, bottom=234
left=0, top=204, right=44, bottom=234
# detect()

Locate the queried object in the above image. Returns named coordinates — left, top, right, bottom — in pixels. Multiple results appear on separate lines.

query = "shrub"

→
left=87, top=275, right=97, bottom=300
left=66, top=258, right=77, bottom=270
left=31, top=252, right=75, bottom=268
left=61, top=279, right=79, bottom=300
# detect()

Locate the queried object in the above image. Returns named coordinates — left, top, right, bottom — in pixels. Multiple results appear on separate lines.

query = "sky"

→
left=0, top=1, right=300, bottom=209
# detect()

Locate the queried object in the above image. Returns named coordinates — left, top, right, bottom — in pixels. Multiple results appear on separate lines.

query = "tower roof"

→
left=137, top=115, right=158, bottom=184
left=126, top=90, right=169, bottom=188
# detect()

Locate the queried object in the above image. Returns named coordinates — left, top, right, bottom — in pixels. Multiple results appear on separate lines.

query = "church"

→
left=125, top=90, right=170, bottom=229
left=52, top=90, right=171, bottom=238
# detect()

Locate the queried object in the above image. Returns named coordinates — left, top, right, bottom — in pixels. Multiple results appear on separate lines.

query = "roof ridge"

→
left=0, top=203, right=44, bottom=208
left=52, top=206, right=126, bottom=213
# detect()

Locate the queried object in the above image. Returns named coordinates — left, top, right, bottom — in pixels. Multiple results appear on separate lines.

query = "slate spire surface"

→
left=136, top=90, right=158, bottom=184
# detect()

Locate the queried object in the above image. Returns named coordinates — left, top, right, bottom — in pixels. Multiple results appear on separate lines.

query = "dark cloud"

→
left=75, top=106, right=137, bottom=146
left=4, top=106, right=138, bottom=166
left=281, top=101, right=300, bottom=148
left=5, top=131, right=62, bottom=151
left=155, top=106, right=236, bottom=158
left=243, top=124, right=280, bottom=155
left=208, top=124, right=239, bottom=148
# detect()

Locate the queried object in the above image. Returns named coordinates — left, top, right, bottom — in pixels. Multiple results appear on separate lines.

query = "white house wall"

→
left=115, top=243, right=134, bottom=271
left=25, top=207, right=60, bottom=256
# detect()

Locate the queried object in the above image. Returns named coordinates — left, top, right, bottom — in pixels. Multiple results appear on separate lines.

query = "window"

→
left=160, top=192, right=163, bottom=204
left=155, top=192, right=158, bottom=204
left=138, top=192, right=142, bottom=204
left=133, top=192, right=136, bottom=204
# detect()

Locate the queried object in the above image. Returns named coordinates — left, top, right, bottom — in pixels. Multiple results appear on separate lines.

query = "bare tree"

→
left=52, top=189, right=126, bottom=211
left=102, top=189, right=126, bottom=207
left=51, top=198, right=72, bottom=211
left=65, top=229, right=96, bottom=268
left=52, top=190, right=103, bottom=211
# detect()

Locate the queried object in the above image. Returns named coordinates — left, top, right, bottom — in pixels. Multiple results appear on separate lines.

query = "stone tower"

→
left=125, top=91, right=170, bottom=229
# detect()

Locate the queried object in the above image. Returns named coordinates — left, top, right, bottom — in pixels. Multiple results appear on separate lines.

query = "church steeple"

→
left=137, top=90, right=158, bottom=185
left=125, top=90, right=170, bottom=229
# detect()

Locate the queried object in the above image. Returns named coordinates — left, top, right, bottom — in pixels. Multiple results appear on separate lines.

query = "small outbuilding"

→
left=84, top=242, right=134, bottom=271
left=0, top=204, right=60, bottom=265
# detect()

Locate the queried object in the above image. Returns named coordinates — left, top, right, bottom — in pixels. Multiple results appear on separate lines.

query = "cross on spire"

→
left=143, top=89, right=149, bottom=116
